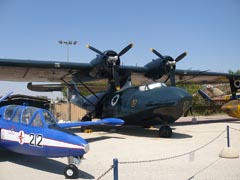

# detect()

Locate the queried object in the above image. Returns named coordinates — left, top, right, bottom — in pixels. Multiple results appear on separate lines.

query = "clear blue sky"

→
left=0, top=0, right=240, bottom=98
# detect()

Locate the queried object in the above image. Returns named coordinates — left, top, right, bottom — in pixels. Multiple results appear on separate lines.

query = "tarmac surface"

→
left=1, top=115, right=240, bottom=180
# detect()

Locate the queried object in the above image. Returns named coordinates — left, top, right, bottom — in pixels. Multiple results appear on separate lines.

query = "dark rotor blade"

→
left=150, top=48, right=165, bottom=59
left=169, top=69, right=176, bottom=86
left=118, top=43, right=134, bottom=57
left=112, top=66, right=121, bottom=91
left=164, top=76, right=170, bottom=83
left=175, top=52, right=187, bottom=62
left=86, top=45, right=105, bottom=57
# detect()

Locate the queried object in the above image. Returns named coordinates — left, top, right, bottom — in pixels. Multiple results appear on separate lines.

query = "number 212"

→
left=29, top=134, right=43, bottom=147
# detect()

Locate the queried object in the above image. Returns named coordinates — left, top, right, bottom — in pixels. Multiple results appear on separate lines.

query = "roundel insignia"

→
left=234, top=80, right=240, bottom=89
left=18, top=130, right=25, bottom=145
left=111, top=94, right=120, bottom=106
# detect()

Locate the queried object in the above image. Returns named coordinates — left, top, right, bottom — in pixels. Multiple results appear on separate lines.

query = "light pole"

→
left=58, top=40, right=78, bottom=121
left=58, top=40, right=78, bottom=62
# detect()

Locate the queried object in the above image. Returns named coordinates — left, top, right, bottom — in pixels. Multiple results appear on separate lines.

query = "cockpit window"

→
left=42, top=110, right=56, bottom=125
left=31, top=112, right=43, bottom=127
left=4, top=105, right=18, bottom=120
left=12, top=107, right=23, bottom=123
left=139, top=82, right=167, bottom=91
left=21, top=107, right=38, bottom=125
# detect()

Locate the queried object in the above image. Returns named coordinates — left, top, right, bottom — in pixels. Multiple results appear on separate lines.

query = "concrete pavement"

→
left=0, top=115, right=240, bottom=180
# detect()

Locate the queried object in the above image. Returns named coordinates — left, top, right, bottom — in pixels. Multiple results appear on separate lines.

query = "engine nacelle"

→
left=89, top=50, right=120, bottom=79
left=144, top=58, right=168, bottom=80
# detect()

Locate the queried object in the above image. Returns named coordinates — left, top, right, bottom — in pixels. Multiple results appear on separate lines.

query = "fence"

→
left=52, top=102, right=86, bottom=121
left=95, top=125, right=240, bottom=180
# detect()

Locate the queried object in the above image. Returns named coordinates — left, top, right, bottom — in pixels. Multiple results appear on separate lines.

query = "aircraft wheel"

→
left=64, top=164, right=79, bottom=179
left=80, top=115, right=92, bottom=132
left=81, top=115, right=92, bottom=122
left=158, top=126, right=172, bottom=138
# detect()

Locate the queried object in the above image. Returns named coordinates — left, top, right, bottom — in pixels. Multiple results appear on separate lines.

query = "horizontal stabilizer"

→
left=57, top=118, right=124, bottom=129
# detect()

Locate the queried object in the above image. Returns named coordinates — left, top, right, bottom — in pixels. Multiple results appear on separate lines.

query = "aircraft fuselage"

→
left=0, top=105, right=89, bottom=157
left=100, top=82, right=192, bottom=126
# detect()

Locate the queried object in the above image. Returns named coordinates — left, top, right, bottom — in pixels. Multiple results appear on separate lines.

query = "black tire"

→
left=80, top=115, right=92, bottom=132
left=81, top=115, right=92, bottom=122
left=64, top=164, right=79, bottom=179
left=158, top=126, right=172, bottom=138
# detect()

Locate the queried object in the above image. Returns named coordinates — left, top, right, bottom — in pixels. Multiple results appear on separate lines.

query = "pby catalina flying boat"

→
left=0, top=43, right=240, bottom=137
left=0, top=92, right=124, bottom=178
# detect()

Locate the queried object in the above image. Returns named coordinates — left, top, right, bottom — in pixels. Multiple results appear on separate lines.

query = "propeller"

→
left=150, top=49, right=187, bottom=86
left=86, top=43, right=134, bottom=90
left=86, top=45, right=105, bottom=57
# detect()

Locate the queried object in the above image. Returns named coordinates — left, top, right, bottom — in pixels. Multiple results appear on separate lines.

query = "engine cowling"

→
left=87, top=44, right=133, bottom=90
left=144, top=58, right=168, bottom=80
left=144, top=49, right=187, bottom=86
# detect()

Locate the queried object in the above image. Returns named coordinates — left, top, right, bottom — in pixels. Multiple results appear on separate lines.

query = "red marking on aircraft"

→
left=18, top=130, right=25, bottom=145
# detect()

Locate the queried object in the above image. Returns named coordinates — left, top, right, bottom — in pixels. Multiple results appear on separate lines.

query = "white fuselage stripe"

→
left=0, top=129, right=84, bottom=150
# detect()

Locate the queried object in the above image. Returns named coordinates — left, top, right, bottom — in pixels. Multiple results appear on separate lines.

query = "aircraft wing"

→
left=171, top=69, right=234, bottom=84
left=123, top=67, right=240, bottom=85
left=0, top=58, right=93, bottom=82
left=57, top=118, right=124, bottom=128
left=0, top=58, right=239, bottom=85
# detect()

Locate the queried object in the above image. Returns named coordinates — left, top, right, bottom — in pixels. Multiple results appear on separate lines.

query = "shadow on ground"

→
left=0, top=149, right=94, bottom=179
left=87, top=126, right=192, bottom=139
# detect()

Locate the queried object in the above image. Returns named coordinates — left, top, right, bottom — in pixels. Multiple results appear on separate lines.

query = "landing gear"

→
left=158, top=125, right=172, bottom=138
left=64, top=156, right=81, bottom=179
left=64, top=164, right=79, bottom=179
left=80, top=115, right=92, bottom=133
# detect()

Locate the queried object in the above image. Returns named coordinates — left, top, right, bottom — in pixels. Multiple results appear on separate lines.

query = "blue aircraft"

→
left=0, top=92, right=124, bottom=179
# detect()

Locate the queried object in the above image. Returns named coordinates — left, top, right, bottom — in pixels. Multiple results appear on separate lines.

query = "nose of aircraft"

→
left=221, top=100, right=240, bottom=118
left=149, top=86, right=192, bottom=122
left=149, top=86, right=192, bottom=118
left=76, top=136, right=90, bottom=153
left=84, top=143, right=90, bottom=153
left=165, top=87, right=192, bottom=111
left=175, top=87, right=192, bottom=112
left=59, top=133, right=90, bottom=157
left=221, top=104, right=233, bottom=112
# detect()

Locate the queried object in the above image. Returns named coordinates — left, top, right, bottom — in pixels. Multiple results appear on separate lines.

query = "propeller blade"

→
left=118, top=43, right=134, bottom=57
left=169, top=69, right=176, bottom=86
left=164, top=76, right=170, bottom=83
left=150, top=48, right=164, bottom=59
left=86, top=45, right=105, bottom=57
left=175, top=52, right=187, bottom=62
left=112, top=66, right=121, bottom=91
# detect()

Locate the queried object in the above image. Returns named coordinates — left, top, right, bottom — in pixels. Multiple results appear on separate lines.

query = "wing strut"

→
left=61, top=79, right=96, bottom=107
left=72, top=75, right=100, bottom=101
